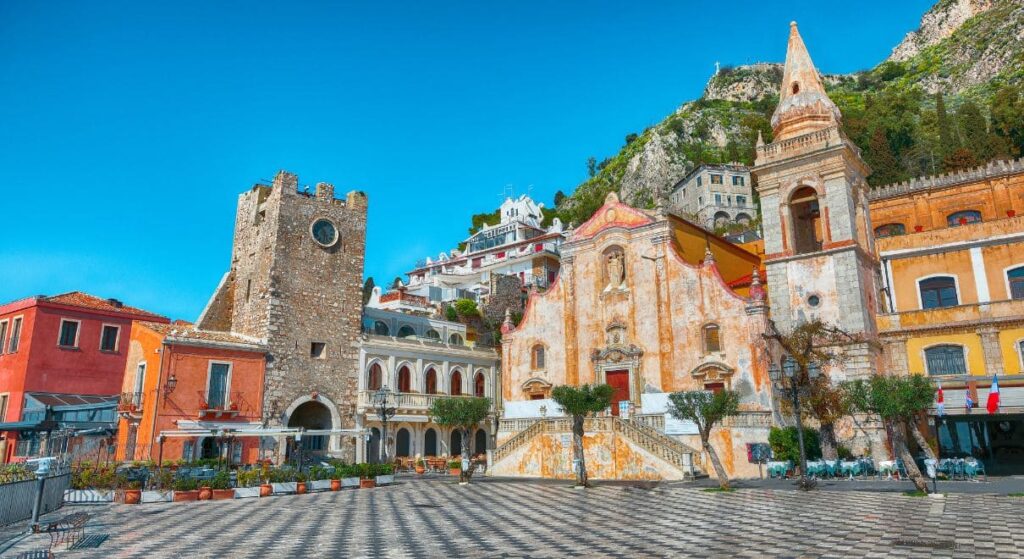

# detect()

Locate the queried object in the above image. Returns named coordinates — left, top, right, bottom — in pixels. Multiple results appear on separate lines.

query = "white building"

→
left=355, top=307, right=500, bottom=463
left=402, top=195, right=566, bottom=304
left=669, top=164, right=756, bottom=229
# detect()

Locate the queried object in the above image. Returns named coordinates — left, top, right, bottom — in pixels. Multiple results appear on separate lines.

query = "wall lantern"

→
left=163, top=373, right=178, bottom=397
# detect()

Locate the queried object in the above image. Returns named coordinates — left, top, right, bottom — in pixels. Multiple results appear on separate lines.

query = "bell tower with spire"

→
left=753, top=22, right=881, bottom=381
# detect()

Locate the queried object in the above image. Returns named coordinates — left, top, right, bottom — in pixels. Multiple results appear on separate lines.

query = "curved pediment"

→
left=521, top=377, right=553, bottom=391
left=689, top=360, right=736, bottom=381
left=571, top=192, right=655, bottom=241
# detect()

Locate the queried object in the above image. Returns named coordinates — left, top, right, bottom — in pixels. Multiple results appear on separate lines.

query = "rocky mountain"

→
left=555, top=0, right=1024, bottom=226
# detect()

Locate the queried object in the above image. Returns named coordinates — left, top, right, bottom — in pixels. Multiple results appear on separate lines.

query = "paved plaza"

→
left=2, top=477, right=1023, bottom=558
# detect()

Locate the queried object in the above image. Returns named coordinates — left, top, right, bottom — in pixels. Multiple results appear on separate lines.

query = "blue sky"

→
left=0, top=0, right=934, bottom=320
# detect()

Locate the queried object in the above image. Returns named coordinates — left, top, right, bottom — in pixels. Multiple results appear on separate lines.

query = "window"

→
left=0, top=320, right=7, bottom=354
left=367, top=363, right=383, bottom=391
left=790, top=186, right=822, bottom=254
left=397, top=366, right=411, bottom=393
left=1008, top=267, right=1024, bottom=300
left=373, top=321, right=389, bottom=336
left=397, top=325, right=416, bottom=339
left=874, top=223, right=906, bottom=238
left=425, top=368, right=438, bottom=394
left=449, top=333, right=464, bottom=345
left=58, top=319, right=80, bottom=348
left=732, top=176, right=745, bottom=186
left=715, top=193, right=723, bottom=205
left=474, top=372, right=485, bottom=397
left=0, top=393, right=8, bottom=421
left=100, top=325, right=120, bottom=352
left=919, top=276, right=958, bottom=309
left=8, top=317, right=21, bottom=352
left=207, top=362, right=231, bottom=409
left=531, top=345, right=545, bottom=370
left=736, top=195, right=747, bottom=207
left=697, top=177, right=703, bottom=187
left=703, top=324, right=721, bottom=353
left=425, top=329, right=440, bottom=341
left=698, top=196, right=703, bottom=205
left=925, top=345, right=967, bottom=376
left=450, top=370, right=463, bottom=396
left=310, top=342, right=326, bottom=359
left=947, top=210, right=982, bottom=227
left=711, top=174, right=723, bottom=185
left=245, top=279, right=252, bottom=302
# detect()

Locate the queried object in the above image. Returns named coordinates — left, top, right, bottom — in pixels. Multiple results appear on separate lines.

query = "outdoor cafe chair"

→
left=964, top=458, right=987, bottom=481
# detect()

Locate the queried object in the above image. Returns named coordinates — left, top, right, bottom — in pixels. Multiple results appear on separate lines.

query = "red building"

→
left=0, top=292, right=168, bottom=462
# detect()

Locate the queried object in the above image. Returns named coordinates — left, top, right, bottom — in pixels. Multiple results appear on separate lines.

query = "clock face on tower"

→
left=311, top=218, right=339, bottom=247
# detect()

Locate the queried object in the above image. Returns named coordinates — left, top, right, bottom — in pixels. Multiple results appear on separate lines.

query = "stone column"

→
left=979, top=327, right=1005, bottom=376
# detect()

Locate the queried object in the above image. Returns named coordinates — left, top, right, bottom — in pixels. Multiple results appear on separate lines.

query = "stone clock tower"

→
left=198, top=170, right=367, bottom=460
left=752, top=23, right=882, bottom=381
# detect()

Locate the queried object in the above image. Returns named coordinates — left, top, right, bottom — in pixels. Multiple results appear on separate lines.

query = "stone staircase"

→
left=491, top=416, right=703, bottom=480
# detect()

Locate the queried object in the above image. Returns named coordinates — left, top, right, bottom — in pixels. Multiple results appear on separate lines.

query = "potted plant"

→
left=198, top=481, right=213, bottom=501
left=234, top=469, right=261, bottom=499
left=339, top=464, right=360, bottom=488
left=296, top=471, right=308, bottom=495
left=121, top=478, right=142, bottom=505
left=142, top=468, right=175, bottom=503
left=375, top=463, right=395, bottom=486
left=1009, top=209, right=1017, bottom=218
left=269, top=467, right=297, bottom=494
left=172, top=477, right=200, bottom=502
left=358, top=463, right=376, bottom=489
left=414, top=457, right=426, bottom=475
left=448, top=459, right=462, bottom=477
left=210, top=471, right=235, bottom=500
left=308, top=466, right=333, bottom=492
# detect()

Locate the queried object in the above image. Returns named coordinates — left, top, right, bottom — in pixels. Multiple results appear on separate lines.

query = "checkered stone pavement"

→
left=2, top=478, right=1022, bottom=558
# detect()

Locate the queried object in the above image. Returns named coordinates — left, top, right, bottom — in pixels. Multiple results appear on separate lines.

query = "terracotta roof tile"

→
left=139, top=321, right=266, bottom=349
left=43, top=291, right=166, bottom=320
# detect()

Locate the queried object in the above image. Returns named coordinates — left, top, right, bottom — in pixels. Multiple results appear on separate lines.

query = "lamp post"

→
left=768, top=356, right=821, bottom=490
left=373, top=387, right=397, bottom=464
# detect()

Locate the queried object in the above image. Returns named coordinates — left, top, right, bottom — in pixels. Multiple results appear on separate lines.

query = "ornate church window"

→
left=531, top=345, right=545, bottom=370
left=703, top=324, right=721, bottom=353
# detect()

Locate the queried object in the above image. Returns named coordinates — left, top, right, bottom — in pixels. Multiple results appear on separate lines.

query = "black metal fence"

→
left=0, top=470, right=71, bottom=527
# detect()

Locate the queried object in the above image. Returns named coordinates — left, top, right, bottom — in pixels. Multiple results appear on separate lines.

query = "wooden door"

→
left=606, top=370, right=630, bottom=416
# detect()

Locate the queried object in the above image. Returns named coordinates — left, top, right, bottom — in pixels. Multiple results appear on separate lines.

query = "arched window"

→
left=1008, top=266, right=1024, bottom=300
left=373, top=320, right=389, bottom=336
left=703, top=324, right=721, bottom=353
left=397, top=365, right=411, bottom=393
left=449, top=333, right=464, bottom=345
left=474, top=372, right=485, bottom=397
left=395, top=428, right=411, bottom=457
left=874, top=223, right=906, bottom=238
left=790, top=186, right=822, bottom=254
left=713, top=211, right=730, bottom=228
left=531, top=345, right=545, bottom=370
left=919, top=276, right=958, bottom=309
left=425, top=329, right=440, bottom=341
left=474, top=429, right=487, bottom=456
left=947, top=210, right=982, bottom=227
left=450, top=370, right=463, bottom=396
left=367, top=362, right=382, bottom=391
left=450, top=430, right=463, bottom=456
left=425, top=368, right=437, bottom=394
left=424, top=428, right=438, bottom=456
left=735, top=213, right=752, bottom=225
left=925, top=345, right=967, bottom=376
left=397, top=325, right=416, bottom=339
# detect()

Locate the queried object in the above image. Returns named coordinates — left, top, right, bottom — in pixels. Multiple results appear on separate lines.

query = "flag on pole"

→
left=987, top=375, right=1001, bottom=414
left=965, top=387, right=975, bottom=412
left=936, top=381, right=944, bottom=417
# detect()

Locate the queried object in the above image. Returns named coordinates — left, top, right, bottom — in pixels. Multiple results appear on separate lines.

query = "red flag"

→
left=987, top=375, right=1001, bottom=414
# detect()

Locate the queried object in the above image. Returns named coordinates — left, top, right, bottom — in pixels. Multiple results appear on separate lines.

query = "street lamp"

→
left=768, top=355, right=821, bottom=490
left=373, top=387, right=397, bottom=463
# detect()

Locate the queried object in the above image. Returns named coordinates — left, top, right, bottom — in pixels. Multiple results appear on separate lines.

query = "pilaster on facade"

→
left=979, top=326, right=1006, bottom=376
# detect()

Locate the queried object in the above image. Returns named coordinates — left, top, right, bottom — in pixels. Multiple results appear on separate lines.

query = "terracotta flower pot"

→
left=959, top=217, right=969, bottom=225
left=449, top=468, right=461, bottom=477
left=415, top=466, right=426, bottom=475
left=296, top=482, right=308, bottom=494
left=914, top=225, right=924, bottom=232
left=259, top=484, right=273, bottom=497
left=212, top=489, right=235, bottom=500
left=198, top=486, right=213, bottom=501
left=123, top=489, right=142, bottom=505
left=1008, top=209, right=1017, bottom=218
left=330, top=479, right=341, bottom=491
left=173, top=490, right=199, bottom=502
left=359, top=478, right=376, bottom=489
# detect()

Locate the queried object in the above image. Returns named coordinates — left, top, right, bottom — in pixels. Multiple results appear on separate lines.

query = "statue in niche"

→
left=606, top=250, right=625, bottom=289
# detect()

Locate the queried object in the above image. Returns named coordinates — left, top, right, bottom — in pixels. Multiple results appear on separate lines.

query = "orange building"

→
left=870, top=159, right=1024, bottom=474
left=115, top=321, right=268, bottom=464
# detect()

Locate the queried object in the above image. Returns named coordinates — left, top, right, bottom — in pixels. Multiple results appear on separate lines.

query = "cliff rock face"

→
left=889, top=0, right=995, bottom=62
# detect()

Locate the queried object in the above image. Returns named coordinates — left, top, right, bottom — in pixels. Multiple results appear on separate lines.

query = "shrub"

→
left=266, top=467, right=297, bottom=483
left=309, top=465, right=332, bottom=481
left=209, top=471, right=233, bottom=490
left=173, top=477, right=198, bottom=492
left=768, top=426, right=822, bottom=463
left=150, top=468, right=175, bottom=489
left=453, top=298, right=479, bottom=317
left=236, top=469, right=260, bottom=487
left=71, top=465, right=118, bottom=490
left=448, top=460, right=463, bottom=470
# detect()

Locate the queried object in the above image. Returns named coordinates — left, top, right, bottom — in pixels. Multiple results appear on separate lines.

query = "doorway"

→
left=606, top=370, right=630, bottom=416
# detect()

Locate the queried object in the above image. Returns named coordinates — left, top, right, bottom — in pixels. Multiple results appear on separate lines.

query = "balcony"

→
left=357, top=390, right=493, bottom=417
left=877, top=298, right=1024, bottom=333
left=117, top=391, right=144, bottom=418
left=196, top=390, right=244, bottom=420
left=876, top=214, right=1024, bottom=255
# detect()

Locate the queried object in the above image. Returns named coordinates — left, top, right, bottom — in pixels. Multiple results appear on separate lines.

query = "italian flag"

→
left=987, top=375, right=1001, bottom=414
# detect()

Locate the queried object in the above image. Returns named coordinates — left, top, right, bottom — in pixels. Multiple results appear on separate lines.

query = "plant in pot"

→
left=358, top=463, right=376, bottom=489
left=172, top=477, right=200, bottom=502
left=198, top=480, right=213, bottom=501
left=414, top=457, right=426, bottom=475
left=295, top=471, right=308, bottom=495
left=121, top=477, right=142, bottom=505
left=448, top=459, right=462, bottom=477
left=210, top=471, right=235, bottom=500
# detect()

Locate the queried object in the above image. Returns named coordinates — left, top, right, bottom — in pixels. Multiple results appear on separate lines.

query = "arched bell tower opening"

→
left=789, top=186, right=823, bottom=254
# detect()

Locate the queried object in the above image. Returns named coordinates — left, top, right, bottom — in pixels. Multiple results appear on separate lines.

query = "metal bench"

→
left=40, top=511, right=91, bottom=551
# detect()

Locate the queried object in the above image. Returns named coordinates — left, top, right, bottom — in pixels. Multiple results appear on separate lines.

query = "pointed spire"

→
left=771, top=22, right=841, bottom=141
left=756, top=130, right=765, bottom=148
left=750, top=267, right=766, bottom=302
left=501, top=307, right=514, bottom=334
left=703, top=245, right=716, bottom=267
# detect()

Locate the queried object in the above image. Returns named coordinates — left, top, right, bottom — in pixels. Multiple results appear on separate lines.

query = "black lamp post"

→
left=768, top=355, right=821, bottom=490
left=373, top=387, right=397, bottom=463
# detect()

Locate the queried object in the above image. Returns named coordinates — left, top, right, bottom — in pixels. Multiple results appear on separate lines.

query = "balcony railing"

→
left=358, top=390, right=494, bottom=415
left=196, top=391, right=245, bottom=419
left=118, top=391, right=144, bottom=415
left=877, top=298, right=1024, bottom=333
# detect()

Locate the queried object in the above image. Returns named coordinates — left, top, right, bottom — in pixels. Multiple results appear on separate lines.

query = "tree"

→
left=956, top=100, right=996, bottom=163
left=550, top=384, right=613, bottom=487
left=428, top=397, right=492, bottom=483
left=554, top=190, right=567, bottom=206
left=667, top=390, right=740, bottom=489
left=586, top=157, right=597, bottom=178
left=943, top=147, right=978, bottom=172
left=361, top=277, right=375, bottom=306
left=990, top=85, right=1024, bottom=157
left=453, top=298, right=479, bottom=318
left=867, top=127, right=903, bottom=186
left=844, top=375, right=935, bottom=493
left=935, top=92, right=956, bottom=159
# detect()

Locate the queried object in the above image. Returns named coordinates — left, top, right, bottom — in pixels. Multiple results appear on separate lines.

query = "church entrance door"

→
left=606, top=370, right=630, bottom=416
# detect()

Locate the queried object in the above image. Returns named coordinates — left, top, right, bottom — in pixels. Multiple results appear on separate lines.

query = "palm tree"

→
left=550, top=384, right=613, bottom=487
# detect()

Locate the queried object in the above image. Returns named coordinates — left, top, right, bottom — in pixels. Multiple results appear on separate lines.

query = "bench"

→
left=39, top=512, right=91, bottom=551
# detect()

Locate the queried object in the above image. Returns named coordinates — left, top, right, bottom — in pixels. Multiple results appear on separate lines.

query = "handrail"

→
left=492, top=420, right=543, bottom=464
left=612, top=417, right=701, bottom=478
